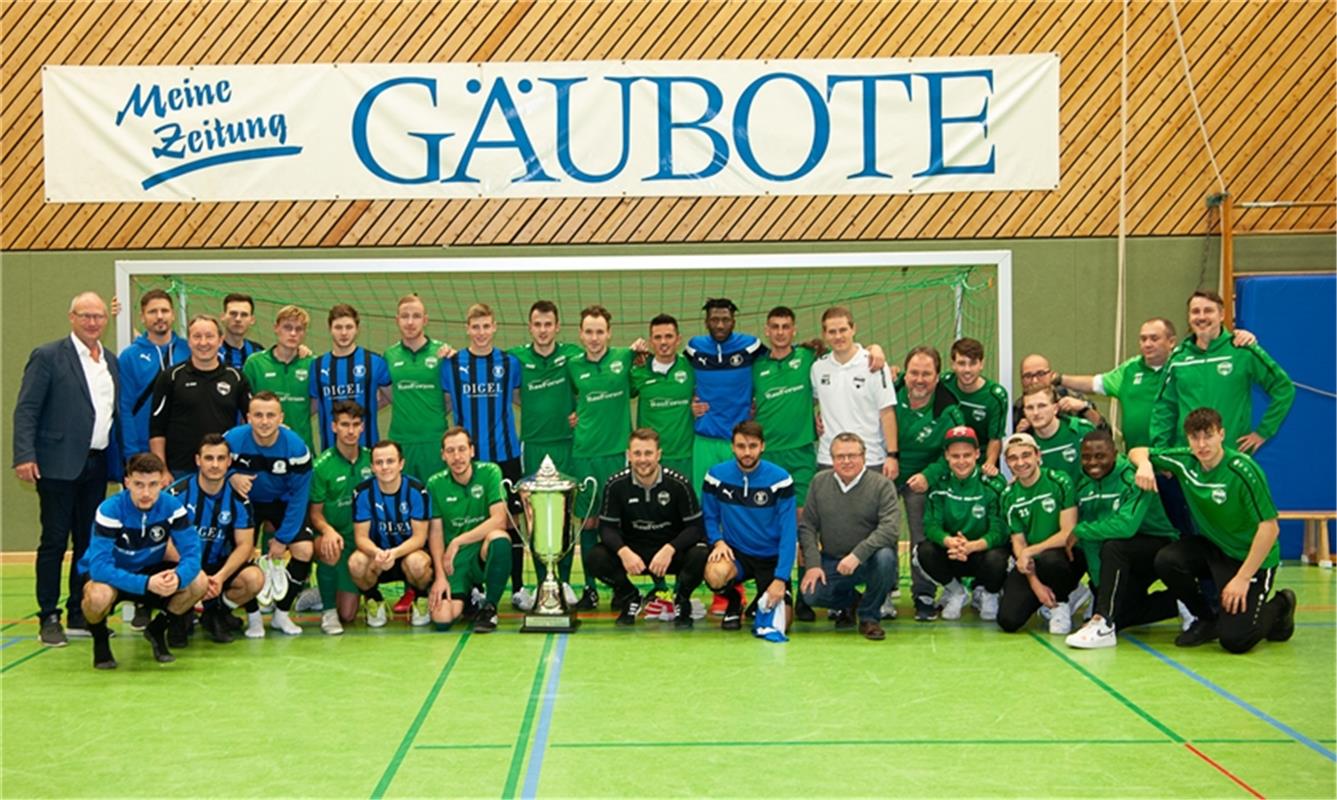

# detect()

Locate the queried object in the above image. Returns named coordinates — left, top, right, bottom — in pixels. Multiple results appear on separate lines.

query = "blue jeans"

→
left=801, top=548, right=898, bottom=623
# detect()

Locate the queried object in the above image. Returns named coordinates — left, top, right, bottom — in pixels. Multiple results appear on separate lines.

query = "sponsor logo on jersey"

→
left=1132, top=372, right=1143, bottom=385
left=397, top=380, right=436, bottom=391
left=399, top=500, right=409, bottom=514
left=469, top=484, right=484, bottom=499
left=360, top=468, right=373, bottom=479
left=649, top=396, right=689, bottom=409
left=763, top=384, right=806, bottom=401
left=610, top=360, right=624, bottom=374
left=1211, top=487, right=1227, bottom=504
left=657, top=490, right=671, bottom=506
left=216, top=381, right=231, bottom=395
left=1112, top=498, right=1121, bottom=510
left=425, top=357, right=439, bottom=369
left=393, top=361, right=405, bottom=368
left=973, top=408, right=986, bottom=421
left=971, top=504, right=986, bottom=519
left=758, top=369, right=773, bottom=378
left=140, top=353, right=153, bottom=361
left=264, top=371, right=278, bottom=378
left=852, top=375, right=866, bottom=389
left=819, top=374, right=831, bottom=385
left=185, top=381, right=198, bottom=388
left=527, top=376, right=567, bottom=392
left=585, top=390, right=626, bottom=403
left=788, top=358, right=801, bottom=369
left=1217, top=361, right=1233, bottom=376
left=1041, top=497, right=1056, bottom=513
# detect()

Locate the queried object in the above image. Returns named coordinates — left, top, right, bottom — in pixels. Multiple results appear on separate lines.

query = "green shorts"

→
left=523, top=439, right=573, bottom=477
left=570, top=453, right=627, bottom=520
left=446, top=541, right=486, bottom=597
left=401, top=440, right=446, bottom=484
left=323, top=529, right=359, bottom=594
left=692, top=435, right=735, bottom=492
left=765, top=442, right=817, bottom=506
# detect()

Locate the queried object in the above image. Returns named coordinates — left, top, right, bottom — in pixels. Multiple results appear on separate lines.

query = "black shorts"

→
left=730, top=550, right=793, bottom=599
left=252, top=501, right=315, bottom=543
left=372, top=555, right=427, bottom=587
left=205, top=560, right=259, bottom=593
left=498, top=458, right=524, bottom=518
left=113, top=561, right=180, bottom=610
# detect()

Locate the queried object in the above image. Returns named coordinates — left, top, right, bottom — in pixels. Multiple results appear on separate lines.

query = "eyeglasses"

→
left=1021, top=370, right=1051, bottom=381
left=831, top=453, right=865, bottom=462
left=73, top=313, right=107, bottom=322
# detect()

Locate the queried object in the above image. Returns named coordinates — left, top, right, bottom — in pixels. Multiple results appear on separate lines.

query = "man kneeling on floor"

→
left=79, top=453, right=207, bottom=668
left=169, top=434, right=264, bottom=644
left=350, top=440, right=433, bottom=627
left=425, top=427, right=512, bottom=633
left=590, top=428, right=707, bottom=628
left=798, top=433, right=900, bottom=640
left=1131, top=408, right=1296, bottom=653
left=702, top=421, right=797, bottom=639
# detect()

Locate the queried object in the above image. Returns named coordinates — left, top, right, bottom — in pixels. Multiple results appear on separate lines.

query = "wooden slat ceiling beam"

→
left=2, top=0, right=1331, bottom=251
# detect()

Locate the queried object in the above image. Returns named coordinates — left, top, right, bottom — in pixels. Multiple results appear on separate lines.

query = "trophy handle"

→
left=575, top=476, right=599, bottom=531
left=500, top=478, right=531, bottom=549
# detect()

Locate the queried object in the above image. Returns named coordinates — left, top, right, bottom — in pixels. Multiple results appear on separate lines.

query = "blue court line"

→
left=1, top=637, right=28, bottom=650
left=1126, top=635, right=1336, bottom=763
left=521, top=633, right=569, bottom=800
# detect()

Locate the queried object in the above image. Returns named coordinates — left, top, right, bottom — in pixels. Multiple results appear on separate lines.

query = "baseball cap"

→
left=943, top=425, right=979, bottom=449
left=1003, top=432, right=1039, bottom=455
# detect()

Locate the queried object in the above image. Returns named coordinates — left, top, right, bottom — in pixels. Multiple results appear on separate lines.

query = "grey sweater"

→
left=799, top=468, right=901, bottom=566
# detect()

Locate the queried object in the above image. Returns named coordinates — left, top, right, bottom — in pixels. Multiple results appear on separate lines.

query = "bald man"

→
left=1011, top=353, right=1106, bottom=433
left=13, top=292, right=122, bottom=646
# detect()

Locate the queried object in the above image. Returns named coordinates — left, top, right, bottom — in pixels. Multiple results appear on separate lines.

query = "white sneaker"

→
left=890, top=588, right=901, bottom=600
left=978, top=591, right=1000, bottom=622
left=1048, top=601, right=1073, bottom=635
left=320, top=608, right=344, bottom=636
left=970, top=585, right=984, bottom=611
left=880, top=592, right=898, bottom=620
left=1068, top=584, right=1093, bottom=621
left=121, top=604, right=136, bottom=623
left=270, top=608, right=303, bottom=635
left=1039, top=605, right=1052, bottom=622
left=294, top=587, right=323, bottom=612
left=1177, top=600, right=1196, bottom=632
left=940, top=580, right=969, bottom=620
left=512, top=588, right=535, bottom=612
left=365, top=599, right=387, bottom=628
left=690, top=598, right=707, bottom=620
left=562, top=583, right=579, bottom=606
left=1066, top=617, right=1117, bottom=649
left=244, top=611, right=266, bottom=639
left=410, top=598, right=431, bottom=627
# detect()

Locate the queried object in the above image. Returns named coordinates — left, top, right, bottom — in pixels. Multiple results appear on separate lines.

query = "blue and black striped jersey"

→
left=440, top=348, right=523, bottom=463
left=220, top=338, right=264, bottom=371
left=168, top=474, right=254, bottom=570
left=309, top=347, right=392, bottom=450
left=353, top=476, right=431, bottom=550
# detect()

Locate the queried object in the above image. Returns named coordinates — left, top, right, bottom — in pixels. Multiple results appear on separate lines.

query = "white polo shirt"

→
left=811, top=346, right=897, bottom=466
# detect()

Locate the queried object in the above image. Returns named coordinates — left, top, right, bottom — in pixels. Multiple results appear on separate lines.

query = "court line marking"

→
left=0, top=646, right=51, bottom=674
left=551, top=738, right=1251, bottom=749
left=1027, top=631, right=1182, bottom=742
left=502, top=634, right=554, bottom=800
left=413, top=744, right=511, bottom=750
left=521, top=633, right=569, bottom=799
left=1, top=611, right=38, bottom=631
left=1126, top=634, right=1337, bottom=764
left=369, top=632, right=472, bottom=800
left=1, top=636, right=29, bottom=650
left=1185, top=743, right=1265, bottom=800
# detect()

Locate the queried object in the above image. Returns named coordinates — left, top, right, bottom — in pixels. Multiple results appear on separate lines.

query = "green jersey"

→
left=1002, top=468, right=1075, bottom=546
left=242, top=348, right=316, bottom=453
left=1150, top=329, right=1294, bottom=448
left=309, top=446, right=373, bottom=535
left=1073, top=456, right=1176, bottom=578
left=941, top=372, right=1009, bottom=448
left=752, top=347, right=817, bottom=452
left=896, top=385, right=965, bottom=481
left=1098, top=356, right=1165, bottom=450
left=1034, top=416, right=1096, bottom=483
left=632, top=353, right=695, bottom=460
left=568, top=347, right=635, bottom=458
left=426, top=461, right=506, bottom=544
left=922, top=460, right=1007, bottom=548
left=1149, top=447, right=1280, bottom=568
left=386, top=338, right=449, bottom=444
left=511, top=342, right=584, bottom=443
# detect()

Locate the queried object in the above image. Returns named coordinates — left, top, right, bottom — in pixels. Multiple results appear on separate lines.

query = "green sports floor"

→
left=2, top=561, right=1334, bottom=799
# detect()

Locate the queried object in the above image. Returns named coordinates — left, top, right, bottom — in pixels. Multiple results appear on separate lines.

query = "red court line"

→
left=1184, top=743, right=1265, bottom=799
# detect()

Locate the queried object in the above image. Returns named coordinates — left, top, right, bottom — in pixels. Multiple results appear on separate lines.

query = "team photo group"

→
left=13, top=284, right=1298, bottom=669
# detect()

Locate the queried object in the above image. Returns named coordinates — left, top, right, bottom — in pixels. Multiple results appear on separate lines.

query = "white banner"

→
left=43, top=56, right=1059, bottom=203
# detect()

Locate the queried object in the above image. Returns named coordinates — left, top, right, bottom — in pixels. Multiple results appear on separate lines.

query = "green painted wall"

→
left=3, top=234, right=1332, bottom=550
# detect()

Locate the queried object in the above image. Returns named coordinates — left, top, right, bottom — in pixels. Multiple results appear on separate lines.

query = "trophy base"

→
left=520, top=613, right=581, bottom=633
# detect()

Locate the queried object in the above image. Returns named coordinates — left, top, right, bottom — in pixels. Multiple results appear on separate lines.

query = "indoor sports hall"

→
left=2, top=2, right=1334, bottom=798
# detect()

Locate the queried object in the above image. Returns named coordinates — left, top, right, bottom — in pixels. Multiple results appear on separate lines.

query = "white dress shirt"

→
left=71, top=333, right=114, bottom=450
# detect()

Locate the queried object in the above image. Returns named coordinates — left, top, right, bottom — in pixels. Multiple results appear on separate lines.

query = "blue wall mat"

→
left=1236, top=273, right=1336, bottom=559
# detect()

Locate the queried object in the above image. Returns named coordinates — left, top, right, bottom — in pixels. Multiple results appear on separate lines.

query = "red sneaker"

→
left=393, top=589, right=416, bottom=614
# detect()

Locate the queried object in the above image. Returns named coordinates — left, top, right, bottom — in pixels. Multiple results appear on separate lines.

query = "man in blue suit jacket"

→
left=12, top=292, right=121, bottom=647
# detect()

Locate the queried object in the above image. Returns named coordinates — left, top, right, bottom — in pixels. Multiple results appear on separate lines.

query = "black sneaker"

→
left=832, top=609, right=855, bottom=630
left=1267, top=588, right=1297, bottom=642
left=914, top=600, right=939, bottom=623
left=1174, top=617, right=1219, bottom=647
left=131, top=604, right=150, bottom=632
left=39, top=614, right=67, bottom=647
left=65, top=612, right=92, bottom=638
left=721, top=592, right=743, bottom=631
left=575, top=585, right=600, bottom=611
left=794, top=594, right=816, bottom=622
left=167, top=614, right=190, bottom=649
left=473, top=602, right=499, bottom=633
left=143, top=615, right=175, bottom=663
left=744, top=595, right=758, bottom=620
left=223, top=611, right=244, bottom=632
left=615, top=596, right=641, bottom=627
left=673, top=596, right=694, bottom=630
left=203, top=611, right=235, bottom=644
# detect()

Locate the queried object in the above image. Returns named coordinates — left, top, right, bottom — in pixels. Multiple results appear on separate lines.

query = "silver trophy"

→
left=503, top=456, right=597, bottom=633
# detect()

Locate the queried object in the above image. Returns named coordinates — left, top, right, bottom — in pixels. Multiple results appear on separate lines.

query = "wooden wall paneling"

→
left=0, top=0, right=41, bottom=47
left=471, top=0, right=534, bottom=61
left=2, top=2, right=74, bottom=98
left=1125, top=0, right=1285, bottom=233
left=1181, top=3, right=1333, bottom=233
